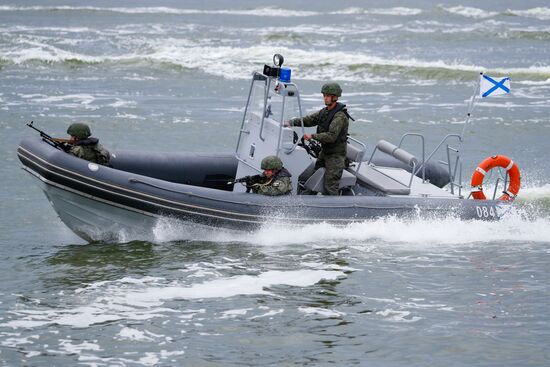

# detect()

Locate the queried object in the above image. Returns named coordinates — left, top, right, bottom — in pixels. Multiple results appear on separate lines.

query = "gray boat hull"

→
left=18, top=138, right=509, bottom=241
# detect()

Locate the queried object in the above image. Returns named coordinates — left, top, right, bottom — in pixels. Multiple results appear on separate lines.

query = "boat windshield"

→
left=244, top=75, right=302, bottom=128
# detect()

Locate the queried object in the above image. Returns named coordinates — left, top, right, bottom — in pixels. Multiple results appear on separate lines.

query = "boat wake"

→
left=516, top=183, right=550, bottom=208
left=148, top=205, right=550, bottom=249
left=71, top=183, right=550, bottom=246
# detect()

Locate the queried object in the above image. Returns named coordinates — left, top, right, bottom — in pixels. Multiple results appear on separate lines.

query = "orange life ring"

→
left=470, top=155, right=520, bottom=201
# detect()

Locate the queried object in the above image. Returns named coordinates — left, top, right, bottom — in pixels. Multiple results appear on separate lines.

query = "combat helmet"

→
left=261, top=155, right=283, bottom=171
left=321, top=82, right=342, bottom=97
left=67, top=123, right=91, bottom=139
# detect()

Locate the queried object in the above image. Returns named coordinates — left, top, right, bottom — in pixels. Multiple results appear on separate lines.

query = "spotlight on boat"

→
left=263, top=54, right=291, bottom=82
left=273, top=53, right=284, bottom=67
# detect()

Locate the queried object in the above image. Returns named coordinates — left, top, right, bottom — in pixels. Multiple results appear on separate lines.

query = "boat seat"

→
left=304, top=168, right=357, bottom=194
left=353, top=165, right=411, bottom=195
left=346, top=144, right=368, bottom=162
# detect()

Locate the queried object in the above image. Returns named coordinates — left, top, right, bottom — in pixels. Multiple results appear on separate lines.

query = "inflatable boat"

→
left=17, top=55, right=517, bottom=241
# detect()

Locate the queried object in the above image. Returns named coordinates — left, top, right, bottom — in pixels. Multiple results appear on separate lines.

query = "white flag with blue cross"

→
left=479, top=74, right=511, bottom=98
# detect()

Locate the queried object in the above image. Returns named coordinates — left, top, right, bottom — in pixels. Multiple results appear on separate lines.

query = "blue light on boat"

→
left=279, top=67, right=291, bottom=83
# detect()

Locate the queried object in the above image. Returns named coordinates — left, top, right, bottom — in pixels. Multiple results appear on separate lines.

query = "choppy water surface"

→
left=1, top=1, right=549, bottom=365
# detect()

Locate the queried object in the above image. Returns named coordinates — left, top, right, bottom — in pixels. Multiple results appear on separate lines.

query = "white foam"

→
left=508, top=7, right=550, bottom=20
left=4, top=41, right=104, bottom=64
left=376, top=309, right=422, bottom=322
left=28, top=93, right=96, bottom=106
left=334, top=7, right=422, bottom=16
left=442, top=5, right=550, bottom=21
left=368, top=7, right=423, bottom=16
left=0, top=335, right=37, bottom=347
left=442, top=6, right=498, bottom=19
left=150, top=45, right=550, bottom=81
left=220, top=308, right=252, bottom=319
left=0, top=5, right=319, bottom=17
left=248, top=309, right=284, bottom=320
left=298, top=307, right=346, bottom=318
left=149, top=205, right=550, bottom=248
left=109, top=99, right=137, bottom=108
left=115, top=112, right=146, bottom=120
left=1, top=269, right=343, bottom=329
left=59, top=339, right=102, bottom=353
left=515, top=79, right=550, bottom=86
left=4, top=36, right=550, bottom=82
left=117, top=327, right=155, bottom=341
left=516, top=184, right=550, bottom=208
left=0, top=5, right=425, bottom=17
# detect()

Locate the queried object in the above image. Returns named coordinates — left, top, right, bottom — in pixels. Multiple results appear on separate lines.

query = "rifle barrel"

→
left=26, top=121, right=72, bottom=152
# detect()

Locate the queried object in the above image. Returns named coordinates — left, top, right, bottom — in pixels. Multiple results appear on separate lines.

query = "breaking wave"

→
left=335, top=7, right=423, bottom=16
left=2, top=45, right=549, bottom=81
left=439, top=5, right=499, bottom=19
left=505, top=7, right=550, bottom=20
left=0, top=6, right=423, bottom=17
left=0, top=5, right=319, bottom=17
left=440, top=5, right=550, bottom=20
left=2, top=5, right=549, bottom=20
left=0, top=6, right=425, bottom=18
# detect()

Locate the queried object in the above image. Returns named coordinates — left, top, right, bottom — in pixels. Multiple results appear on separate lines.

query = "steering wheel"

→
left=293, top=131, right=321, bottom=158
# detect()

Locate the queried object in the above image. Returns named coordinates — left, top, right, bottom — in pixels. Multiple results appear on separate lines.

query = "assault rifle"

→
left=26, top=121, right=72, bottom=152
left=228, top=175, right=264, bottom=193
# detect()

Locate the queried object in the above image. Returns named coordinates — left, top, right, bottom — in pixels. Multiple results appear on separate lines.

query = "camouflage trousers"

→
left=314, top=152, right=346, bottom=196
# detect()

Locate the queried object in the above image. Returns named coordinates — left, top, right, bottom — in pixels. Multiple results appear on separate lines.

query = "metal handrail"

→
left=258, top=77, right=272, bottom=142
left=276, top=94, right=286, bottom=156
left=347, top=136, right=368, bottom=171
left=420, top=134, right=462, bottom=173
left=235, top=72, right=265, bottom=154
left=492, top=178, right=502, bottom=200
left=382, top=132, right=465, bottom=194
left=398, top=133, right=425, bottom=182
left=277, top=83, right=307, bottom=155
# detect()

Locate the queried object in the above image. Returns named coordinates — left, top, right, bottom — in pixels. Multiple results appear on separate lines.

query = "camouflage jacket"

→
left=69, top=137, right=111, bottom=165
left=251, top=168, right=292, bottom=196
left=291, top=103, right=349, bottom=156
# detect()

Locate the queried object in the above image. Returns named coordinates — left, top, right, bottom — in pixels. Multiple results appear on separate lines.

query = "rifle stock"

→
left=52, top=138, right=71, bottom=144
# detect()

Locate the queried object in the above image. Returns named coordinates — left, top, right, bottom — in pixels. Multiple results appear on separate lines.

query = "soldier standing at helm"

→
left=244, top=155, right=292, bottom=196
left=66, top=123, right=111, bottom=166
left=287, top=82, right=351, bottom=195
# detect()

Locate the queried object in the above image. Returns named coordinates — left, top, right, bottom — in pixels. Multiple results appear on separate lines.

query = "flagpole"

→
left=454, top=72, right=482, bottom=168
left=459, top=72, right=482, bottom=144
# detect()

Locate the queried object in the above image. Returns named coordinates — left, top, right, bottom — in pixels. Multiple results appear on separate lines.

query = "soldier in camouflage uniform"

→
left=248, top=156, right=292, bottom=196
left=66, top=123, right=111, bottom=166
left=288, top=82, right=350, bottom=195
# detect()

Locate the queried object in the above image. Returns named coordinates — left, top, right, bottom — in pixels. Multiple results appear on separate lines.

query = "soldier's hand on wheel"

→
left=303, top=134, right=312, bottom=141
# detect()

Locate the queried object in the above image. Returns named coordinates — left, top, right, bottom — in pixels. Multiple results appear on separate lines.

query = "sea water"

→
left=1, top=1, right=549, bottom=365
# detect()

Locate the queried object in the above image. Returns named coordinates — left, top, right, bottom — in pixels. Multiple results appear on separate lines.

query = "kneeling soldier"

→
left=240, top=156, right=292, bottom=196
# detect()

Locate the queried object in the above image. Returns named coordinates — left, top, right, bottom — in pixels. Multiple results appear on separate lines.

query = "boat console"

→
left=233, top=54, right=453, bottom=197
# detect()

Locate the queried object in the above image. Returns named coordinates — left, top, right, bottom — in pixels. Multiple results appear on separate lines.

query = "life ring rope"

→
left=470, top=155, right=520, bottom=201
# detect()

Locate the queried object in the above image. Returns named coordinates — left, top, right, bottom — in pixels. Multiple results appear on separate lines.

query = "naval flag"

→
left=479, top=74, right=511, bottom=98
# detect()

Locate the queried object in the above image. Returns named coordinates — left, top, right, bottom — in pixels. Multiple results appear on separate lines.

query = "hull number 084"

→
left=476, top=206, right=496, bottom=218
